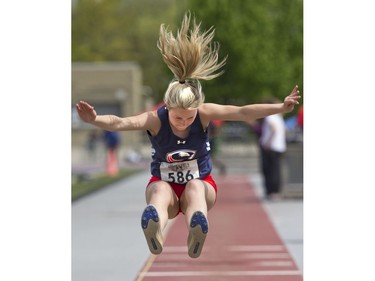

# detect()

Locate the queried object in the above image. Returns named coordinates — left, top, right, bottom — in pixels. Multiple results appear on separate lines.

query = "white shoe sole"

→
left=141, top=205, right=163, bottom=255
left=187, top=211, right=208, bottom=258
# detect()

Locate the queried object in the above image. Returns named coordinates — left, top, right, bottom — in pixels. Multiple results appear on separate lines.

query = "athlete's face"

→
left=168, top=107, right=197, bottom=131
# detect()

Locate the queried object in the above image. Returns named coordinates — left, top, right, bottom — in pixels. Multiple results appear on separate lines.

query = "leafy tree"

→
left=187, top=0, right=303, bottom=105
left=72, top=0, right=188, bottom=100
left=72, top=0, right=302, bottom=106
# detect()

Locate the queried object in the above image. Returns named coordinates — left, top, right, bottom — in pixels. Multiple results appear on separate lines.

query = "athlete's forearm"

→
left=89, top=115, right=127, bottom=131
left=239, top=103, right=285, bottom=121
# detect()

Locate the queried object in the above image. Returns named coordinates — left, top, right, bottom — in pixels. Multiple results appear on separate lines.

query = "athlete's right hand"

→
left=76, top=101, right=97, bottom=123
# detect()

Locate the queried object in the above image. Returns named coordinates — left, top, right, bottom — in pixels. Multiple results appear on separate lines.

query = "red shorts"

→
left=147, top=174, right=218, bottom=199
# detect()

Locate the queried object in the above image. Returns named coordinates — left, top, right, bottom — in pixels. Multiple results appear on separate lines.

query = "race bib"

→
left=160, top=159, right=200, bottom=184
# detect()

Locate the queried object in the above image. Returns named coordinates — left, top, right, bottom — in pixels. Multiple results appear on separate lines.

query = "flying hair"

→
left=157, top=12, right=227, bottom=109
left=158, top=12, right=226, bottom=81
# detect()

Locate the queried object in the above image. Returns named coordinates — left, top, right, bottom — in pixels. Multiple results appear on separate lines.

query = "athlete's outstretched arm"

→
left=200, top=85, right=301, bottom=123
left=75, top=100, right=158, bottom=132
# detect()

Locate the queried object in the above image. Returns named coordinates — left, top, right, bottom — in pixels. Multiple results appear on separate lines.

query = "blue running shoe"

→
left=141, top=205, right=163, bottom=255
left=188, top=211, right=208, bottom=258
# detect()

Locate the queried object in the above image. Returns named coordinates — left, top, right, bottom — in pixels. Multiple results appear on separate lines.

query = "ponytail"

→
left=158, top=12, right=226, bottom=109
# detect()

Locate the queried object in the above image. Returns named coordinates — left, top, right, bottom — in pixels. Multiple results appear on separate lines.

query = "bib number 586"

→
left=168, top=170, right=194, bottom=184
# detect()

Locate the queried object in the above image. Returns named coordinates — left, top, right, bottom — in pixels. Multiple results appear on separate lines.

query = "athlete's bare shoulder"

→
left=198, top=103, right=226, bottom=119
left=198, top=103, right=219, bottom=115
left=144, top=110, right=161, bottom=136
left=198, top=103, right=220, bottom=129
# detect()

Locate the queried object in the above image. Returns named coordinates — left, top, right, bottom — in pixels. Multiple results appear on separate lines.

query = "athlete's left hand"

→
left=283, top=85, right=301, bottom=113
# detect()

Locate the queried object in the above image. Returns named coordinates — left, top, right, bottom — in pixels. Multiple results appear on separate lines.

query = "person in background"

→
left=247, top=118, right=264, bottom=174
left=259, top=98, right=287, bottom=200
left=247, top=118, right=264, bottom=144
left=102, top=130, right=120, bottom=176
left=75, top=12, right=300, bottom=258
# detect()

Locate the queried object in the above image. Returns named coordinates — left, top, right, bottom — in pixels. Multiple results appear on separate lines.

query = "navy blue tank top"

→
left=147, top=106, right=212, bottom=184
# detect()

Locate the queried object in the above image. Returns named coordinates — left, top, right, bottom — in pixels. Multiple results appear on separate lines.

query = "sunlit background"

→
left=71, top=0, right=303, bottom=190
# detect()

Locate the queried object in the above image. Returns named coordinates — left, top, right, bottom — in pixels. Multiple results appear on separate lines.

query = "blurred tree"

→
left=72, top=0, right=188, bottom=101
left=72, top=0, right=302, bottom=108
left=187, top=0, right=303, bottom=106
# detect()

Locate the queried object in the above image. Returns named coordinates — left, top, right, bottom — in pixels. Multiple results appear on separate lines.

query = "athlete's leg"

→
left=180, top=179, right=216, bottom=223
left=180, top=179, right=217, bottom=258
left=145, top=180, right=180, bottom=229
left=142, top=180, right=179, bottom=254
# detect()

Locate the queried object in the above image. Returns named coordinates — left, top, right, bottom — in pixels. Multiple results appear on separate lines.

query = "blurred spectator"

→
left=208, top=121, right=226, bottom=175
left=248, top=119, right=264, bottom=143
left=103, top=130, right=121, bottom=176
left=259, top=98, right=287, bottom=200
left=247, top=119, right=264, bottom=172
left=284, top=104, right=303, bottom=143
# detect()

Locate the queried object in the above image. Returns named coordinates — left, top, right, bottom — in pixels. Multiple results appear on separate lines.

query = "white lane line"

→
left=228, top=245, right=285, bottom=252
left=243, top=253, right=290, bottom=259
left=139, top=270, right=302, bottom=277
left=149, top=260, right=293, bottom=268
left=163, top=244, right=285, bottom=253
left=135, top=217, right=178, bottom=281
left=256, top=260, right=294, bottom=267
left=155, top=252, right=291, bottom=260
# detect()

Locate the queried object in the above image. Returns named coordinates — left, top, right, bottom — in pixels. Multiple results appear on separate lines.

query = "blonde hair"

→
left=158, top=12, right=226, bottom=109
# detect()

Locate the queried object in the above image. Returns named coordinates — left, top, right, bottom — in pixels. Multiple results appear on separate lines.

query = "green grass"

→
left=72, top=169, right=142, bottom=201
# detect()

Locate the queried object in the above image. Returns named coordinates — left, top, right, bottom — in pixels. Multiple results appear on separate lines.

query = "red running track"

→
left=135, top=175, right=302, bottom=281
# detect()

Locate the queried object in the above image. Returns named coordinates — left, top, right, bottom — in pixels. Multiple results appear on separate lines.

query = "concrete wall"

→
left=71, top=62, right=152, bottom=167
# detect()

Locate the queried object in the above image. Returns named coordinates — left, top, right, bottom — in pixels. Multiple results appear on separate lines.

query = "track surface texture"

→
left=135, top=175, right=303, bottom=281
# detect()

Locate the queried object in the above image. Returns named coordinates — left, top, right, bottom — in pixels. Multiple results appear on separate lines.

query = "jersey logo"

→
left=206, top=141, right=211, bottom=151
left=177, top=140, right=186, bottom=144
left=166, top=149, right=196, bottom=163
